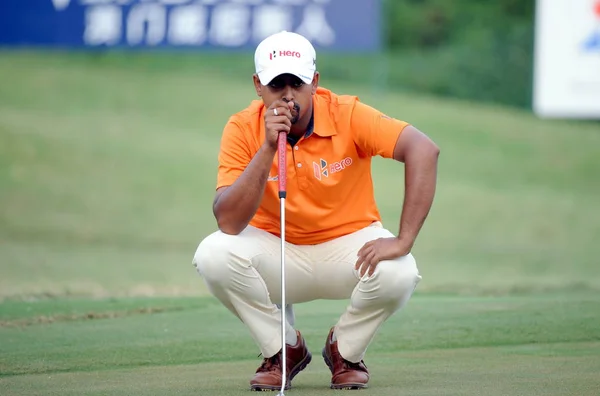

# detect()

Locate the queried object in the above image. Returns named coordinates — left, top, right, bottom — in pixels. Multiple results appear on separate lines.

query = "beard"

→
left=287, top=100, right=301, bottom=124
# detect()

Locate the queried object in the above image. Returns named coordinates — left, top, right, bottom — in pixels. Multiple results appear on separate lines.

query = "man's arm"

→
left=347, top=100, right=439, bottom=246
left=392, top=125, right=440, bottom=249
left=213, top=143, right=276, bottom=235
left=214, top=100, right=294, bottom=235
left=355, top=124, right=439, bottom=277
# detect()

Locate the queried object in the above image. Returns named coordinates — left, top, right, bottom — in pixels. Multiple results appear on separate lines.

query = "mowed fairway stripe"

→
left=1, top=342, right=599, bottom=396
left=1, top=295, right=599, bottom=385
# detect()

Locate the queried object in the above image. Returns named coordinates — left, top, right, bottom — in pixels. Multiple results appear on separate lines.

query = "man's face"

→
left=254, top=73, right=319, bottom=124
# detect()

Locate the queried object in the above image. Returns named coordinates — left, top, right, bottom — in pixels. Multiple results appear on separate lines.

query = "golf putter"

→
left=277, top=130, right=288, bottom=396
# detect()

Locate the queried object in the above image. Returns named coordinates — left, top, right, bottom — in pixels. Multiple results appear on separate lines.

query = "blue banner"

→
left=0, top=0, right=381, bottom=51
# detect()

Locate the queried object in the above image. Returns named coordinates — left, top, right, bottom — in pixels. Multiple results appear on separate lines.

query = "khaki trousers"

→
left=192, top=222, right=421, bottom=363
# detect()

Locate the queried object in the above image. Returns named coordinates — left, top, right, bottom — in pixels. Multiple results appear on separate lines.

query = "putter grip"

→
left=277, top=131, right=287, bottom=198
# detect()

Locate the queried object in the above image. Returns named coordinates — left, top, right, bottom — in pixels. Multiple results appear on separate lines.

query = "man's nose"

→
left=281, top=86, right=294, bottom=103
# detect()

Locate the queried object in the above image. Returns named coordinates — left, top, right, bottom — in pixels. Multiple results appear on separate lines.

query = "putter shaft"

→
left=277, top=131, right=287, bottom=395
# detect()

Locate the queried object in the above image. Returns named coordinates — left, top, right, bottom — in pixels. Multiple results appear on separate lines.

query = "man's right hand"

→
left=264, top=100, right=294, bottom=150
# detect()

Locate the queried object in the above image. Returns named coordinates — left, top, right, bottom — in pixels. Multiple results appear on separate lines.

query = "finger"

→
left=357, top=245, right=366, bottom=259
left=269, top=115, right=292, bottom=127
left=267, top=115, right=292, bottom=127
left=354, top=257, right=363, bottom=272
left=358, top=261, right=369, bottom=278
left=281, top=111, right=293, bottom=123
left=366, top=249, right=378, bottom=265
left=354, top=261, right=363, bottom=277
left=355, top=251, right=367, bottom=270
left=361, top=251, right=377, bottom=277
left=276, top=107, right=293, bottom=120
left=367, top=252, right=382, bottom=277
left=357, top=241, right=372, bottom=257
left=360, top=264, right=371, bottom=278
left=268, top=108, right=293, bottom=122
left=267, top=122, right=291, bottom=133
left=286, top=101, right=296, bottom=116
left=355, top=245, right=372, bottom=269
left=268, top=99, right=289, bottom=110
left=358, top=259, right=368, bottom=277
left=368, top=263, right=377, bottom=277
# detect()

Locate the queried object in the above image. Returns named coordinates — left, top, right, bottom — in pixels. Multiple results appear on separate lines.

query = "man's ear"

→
left=253, top=74, right=262, bottom=97
left=311, top=71, right=320, bottom=95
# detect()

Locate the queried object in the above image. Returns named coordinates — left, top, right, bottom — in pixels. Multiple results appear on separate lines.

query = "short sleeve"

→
left=216, top=118, right=253, bottom=190
left=350, top=101, right=410, bottom=158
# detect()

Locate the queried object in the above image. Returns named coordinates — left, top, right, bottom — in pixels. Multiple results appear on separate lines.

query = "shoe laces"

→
left=342, top=358, right=367, bottom=372
left=257, top=352, right=281, bottom=372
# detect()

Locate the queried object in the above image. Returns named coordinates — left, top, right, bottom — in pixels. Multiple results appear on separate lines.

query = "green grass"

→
left=1, top=51, right=599, bottom=299
left=0, top=50, right=599, bottom=395
left=1, top=294, right=600, bottom=395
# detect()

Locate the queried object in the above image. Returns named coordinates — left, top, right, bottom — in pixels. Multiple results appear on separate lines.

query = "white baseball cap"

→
left=254, top=31, right=317, bottom=85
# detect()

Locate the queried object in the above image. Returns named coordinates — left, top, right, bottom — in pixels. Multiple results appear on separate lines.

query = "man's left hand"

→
left=355, top=237, right=413, bottom=278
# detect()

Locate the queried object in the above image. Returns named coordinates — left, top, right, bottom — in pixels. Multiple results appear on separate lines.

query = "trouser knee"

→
left=192, top=231, right=236, bottom=287
left=374, top=254, right=421, bottom=304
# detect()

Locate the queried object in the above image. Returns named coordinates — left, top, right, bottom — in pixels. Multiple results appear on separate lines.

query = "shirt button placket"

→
left=293, top=145, right=308, bottom=190
left=294, top=146, right=303, bottom=171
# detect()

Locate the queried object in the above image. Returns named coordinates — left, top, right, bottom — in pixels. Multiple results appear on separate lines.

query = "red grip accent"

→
left=277, top=131, right=287, bottom=195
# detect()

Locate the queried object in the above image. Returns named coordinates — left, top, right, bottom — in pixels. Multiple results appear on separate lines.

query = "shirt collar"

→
left=304, top=111, right=315, bottom=138
left=311, top=91, right=337, bottom=137
left=286, top=112, right=313, bottom=145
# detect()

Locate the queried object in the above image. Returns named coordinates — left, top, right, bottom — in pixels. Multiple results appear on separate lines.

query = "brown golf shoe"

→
left=250, top=330, right=312, bottom=391
left=322, top=327, right=370, bottom=390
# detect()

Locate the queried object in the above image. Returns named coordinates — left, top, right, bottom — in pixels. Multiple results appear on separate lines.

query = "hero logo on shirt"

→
left=270, top=50, right=301, bottom=60
left=313, top=157, right=353, bottom=180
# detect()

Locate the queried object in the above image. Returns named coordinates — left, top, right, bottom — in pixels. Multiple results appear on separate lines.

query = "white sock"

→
left=331, top=328, right=337, bottom=343
left=286, top=325, right=298, bottom=346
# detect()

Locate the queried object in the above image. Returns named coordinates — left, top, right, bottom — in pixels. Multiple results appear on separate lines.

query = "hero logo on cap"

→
left=270, top=50, right=302, bottom=60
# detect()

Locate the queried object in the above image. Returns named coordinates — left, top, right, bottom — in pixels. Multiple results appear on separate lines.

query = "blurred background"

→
left=1, top=0, right=599, bottom=301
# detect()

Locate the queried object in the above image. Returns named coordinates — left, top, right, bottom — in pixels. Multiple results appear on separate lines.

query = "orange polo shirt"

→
left=216, top=87, right=409, bottom=245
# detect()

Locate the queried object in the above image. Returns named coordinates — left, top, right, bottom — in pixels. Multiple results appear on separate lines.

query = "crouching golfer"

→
left=193, top=31, right=440, bottom=391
